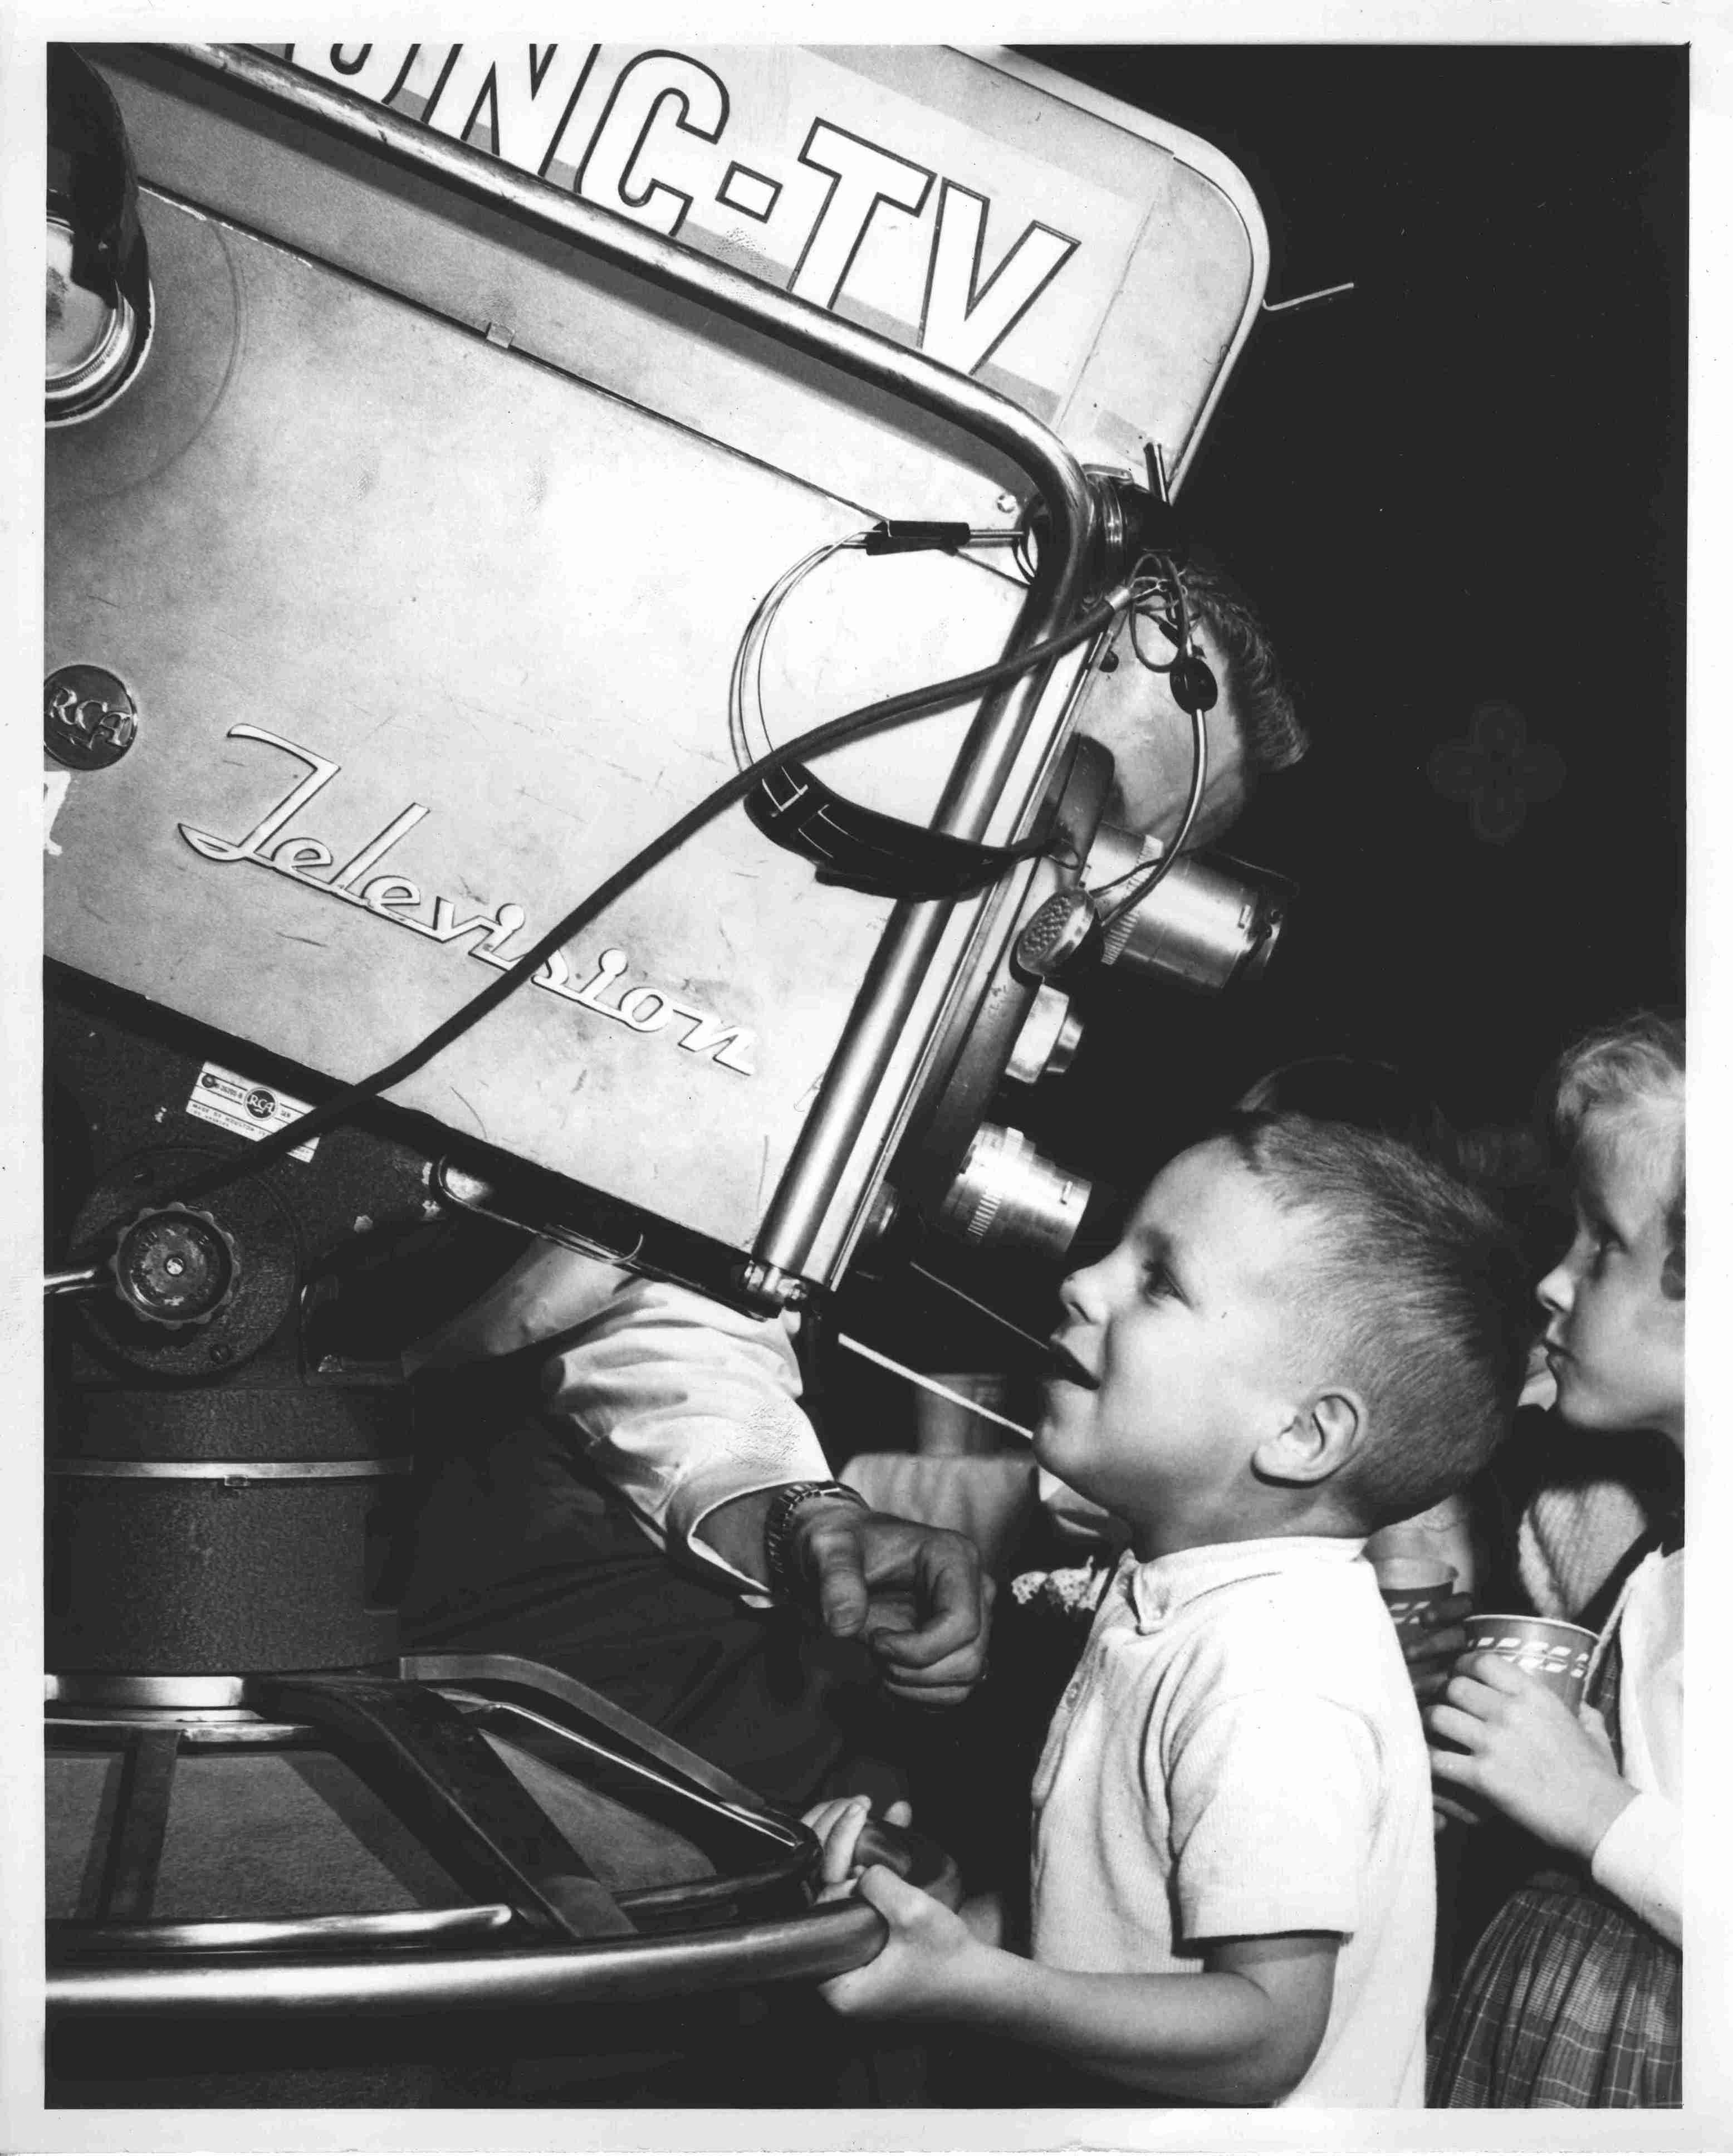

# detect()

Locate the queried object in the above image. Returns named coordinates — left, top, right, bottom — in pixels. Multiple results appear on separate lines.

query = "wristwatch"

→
left=763, top=1480, right=868, bottom=1603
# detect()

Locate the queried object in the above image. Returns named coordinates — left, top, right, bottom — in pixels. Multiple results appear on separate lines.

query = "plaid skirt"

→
left=1428, top=1873, right=1681, bottom=2108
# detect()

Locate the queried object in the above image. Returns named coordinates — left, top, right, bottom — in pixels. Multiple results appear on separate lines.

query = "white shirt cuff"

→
left=1590, top=1791, right=1681, bottom=1948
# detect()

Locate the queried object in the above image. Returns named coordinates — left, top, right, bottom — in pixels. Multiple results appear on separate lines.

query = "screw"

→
left=208, top=1342, right=233, bottom=1366
left=995, top=492, right=1018, bottom=515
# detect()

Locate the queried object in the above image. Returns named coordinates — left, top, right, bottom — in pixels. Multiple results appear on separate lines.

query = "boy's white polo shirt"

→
left=1031, top=1534, right=1433, bottom=2108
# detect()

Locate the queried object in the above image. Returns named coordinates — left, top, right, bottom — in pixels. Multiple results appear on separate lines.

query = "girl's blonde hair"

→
left=1553, top=1011, right=1685, bottom=1299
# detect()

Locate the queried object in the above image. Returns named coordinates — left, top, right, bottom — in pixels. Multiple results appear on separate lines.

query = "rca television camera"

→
left=42, top=42, right=1290, bottom=2096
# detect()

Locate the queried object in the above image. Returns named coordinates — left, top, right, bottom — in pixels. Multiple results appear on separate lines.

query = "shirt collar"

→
left=1115, top=1535, right=1367, bottom=1634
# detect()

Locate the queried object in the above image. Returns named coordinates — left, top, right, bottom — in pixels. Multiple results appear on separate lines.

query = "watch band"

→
left=763, top=1479, right=868, bottom=1604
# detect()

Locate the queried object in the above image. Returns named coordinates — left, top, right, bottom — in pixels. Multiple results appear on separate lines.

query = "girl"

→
left=1427, top=1013, right=1683, bottom=2106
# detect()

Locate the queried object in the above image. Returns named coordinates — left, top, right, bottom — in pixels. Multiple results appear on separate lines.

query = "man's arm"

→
left=412, top=1240, right=989, bottom=1691
left=822, top=1865, right=1337, bottom=2104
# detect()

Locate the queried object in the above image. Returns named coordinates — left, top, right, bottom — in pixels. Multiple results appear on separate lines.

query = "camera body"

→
left=46, top=44, right=1277, bottom=1304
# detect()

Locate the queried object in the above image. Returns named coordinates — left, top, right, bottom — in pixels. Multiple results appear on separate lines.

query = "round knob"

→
left=107, top=1206, right=239, bottom=1328
left=1005, top=987, right=1084, bottom=1088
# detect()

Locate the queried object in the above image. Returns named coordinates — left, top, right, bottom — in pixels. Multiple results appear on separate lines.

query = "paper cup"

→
left=1372, top=1557, right=1458, bottom=1636
left=1462, top=1614, right=1598, bottom=1709
left=914, top=1373, right=1025, bottom=1455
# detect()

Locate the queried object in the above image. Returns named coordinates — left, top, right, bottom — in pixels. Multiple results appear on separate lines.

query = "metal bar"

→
left=49, top=1908, right=884, bottom=2017
left=462, top=1698, right=801, bottom=1853
left=1263, top=280, right=1356, bottom=315
left=166, top=47, right=1090, bottom=567
left=49, top=1673, right=250, bottom=1710
left=94, top=1727, right=180, bottom=1922
left=52, top=1457, right=414, bottom=1480
left=47, top=1823, right=959, bottom=2019
left=251, top=1676, right=636, bottom=1942
left=458, top=1698, right=815, bottom=1917
left=50, top=1903, right=516, bottom=1958
left=398, top=1654, right=807, bottom=1834
left=835, top=1335, right=1034, bottom=1440
left=45, top=1267, right=106, bottom=1297
left=161, top=42, right=1097, bottom=1284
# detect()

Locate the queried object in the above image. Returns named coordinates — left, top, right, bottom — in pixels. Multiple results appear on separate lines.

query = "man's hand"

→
left=1426, top=1651, right=1634, bottom=1857
left=790, top=1501, right=992, bottom=1705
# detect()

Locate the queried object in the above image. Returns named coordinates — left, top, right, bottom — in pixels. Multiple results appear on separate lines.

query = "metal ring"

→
left=46, top=1824, right=959, bottom=2019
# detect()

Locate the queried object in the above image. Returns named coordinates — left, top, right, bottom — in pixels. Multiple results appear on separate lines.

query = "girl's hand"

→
left=817, top=1862, right=994, bottom=2021
left=1426, top=1653, right=1635, bottom=1859
left=801, top=1795, right=913, bottom=1901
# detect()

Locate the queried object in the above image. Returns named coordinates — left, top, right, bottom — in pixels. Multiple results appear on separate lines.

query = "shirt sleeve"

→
left=407, top=1239, right=830, bottom=1600
left=1166, top=1691, right=1381, bottom=1944
left=403, top=1239, right=638, bottom=1366
left=1590, top=1792, right=1682, bottom=1947
left=1586, top=1552, right=1681, bottom=1946
left=537, top=1269, right=829, bottom=1598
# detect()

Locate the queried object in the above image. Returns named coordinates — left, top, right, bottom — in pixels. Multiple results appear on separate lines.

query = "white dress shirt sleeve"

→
left=1590, top=1792, right=1681, bottom=1948
left=1587, top=1550, right=1682, bottom=1948
left=407, top=1239, right=829, bottom=1598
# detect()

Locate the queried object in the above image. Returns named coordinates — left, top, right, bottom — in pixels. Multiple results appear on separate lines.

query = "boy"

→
left=806, top=1111, right=1528, bottom=2105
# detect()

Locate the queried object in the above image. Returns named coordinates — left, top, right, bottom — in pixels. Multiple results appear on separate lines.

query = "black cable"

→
left=164, top=594, right=1128, bottom=1205
left=1096, top=556, right=1208, bottom=931
left=1125, top=548, right=1183, bottom=674
left=905, top=1258, right=1055, bottom=1356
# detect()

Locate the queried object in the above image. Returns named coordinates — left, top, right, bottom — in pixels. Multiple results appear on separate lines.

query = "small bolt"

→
left=208, top=1342, right=233, bottom=1366
left=995, top=492, right=1018, bottom=515
left=164, top=1256, right=185, bottom=1277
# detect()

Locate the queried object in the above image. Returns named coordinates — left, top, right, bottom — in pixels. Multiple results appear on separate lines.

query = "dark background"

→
left=828, top=44, right=1688, bottom=1390
left=1024, top=43, right=1687, bottom=1171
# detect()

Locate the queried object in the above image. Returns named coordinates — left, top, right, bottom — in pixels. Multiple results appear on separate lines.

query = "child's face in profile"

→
left=1538, top=1109, right=1683, bottom=1446
left=1036, top=1139, right=1309, bottom=1538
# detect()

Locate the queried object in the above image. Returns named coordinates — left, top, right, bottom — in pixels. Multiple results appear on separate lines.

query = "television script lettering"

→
left=178, top=724, right=755, bottom=1076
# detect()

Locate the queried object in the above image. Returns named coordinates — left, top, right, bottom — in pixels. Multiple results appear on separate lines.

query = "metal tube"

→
left=165, top=47, right=1091, bottom=558
left=51, top=1457, right=415, bottom=1480
left=51, top=1904, right=517, bottom=1958
left=47, top=1905, right=888, bottom=2016
left=161, top=42, right=1097, bottom=1285
left=45, top=1267, right=106, bottom=1297
left=398, top=1653, right=805, bottom=1828
left=48, top=1823, right=960, bottom=2017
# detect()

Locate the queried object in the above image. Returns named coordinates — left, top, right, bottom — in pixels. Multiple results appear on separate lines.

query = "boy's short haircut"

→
left=1222, top=1111, right=1531, bottom=1531
left=1551, top=1010, right=1685, bottom=1301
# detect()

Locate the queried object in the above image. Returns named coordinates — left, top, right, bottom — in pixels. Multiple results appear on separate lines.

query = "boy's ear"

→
left=1252, top=1389, right=1367, bottom=1488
